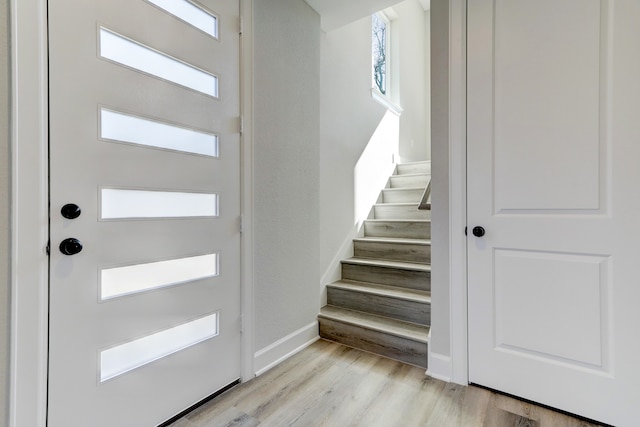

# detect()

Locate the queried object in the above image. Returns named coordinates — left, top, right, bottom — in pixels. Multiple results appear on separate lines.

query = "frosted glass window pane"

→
left=101, top=254, right=218, bottom=300
left=101, top=109, right=219, bottom=157
left=147, top=0, right=218, bottom=38
left=101, top=189, right=218, bottom=219
left=100, top=313, right=218, bottom=381
left=99, top=28, right=218, bottom=97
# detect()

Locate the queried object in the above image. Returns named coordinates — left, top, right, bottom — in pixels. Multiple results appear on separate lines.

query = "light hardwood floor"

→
left=169, top=340, right=605, bottom=427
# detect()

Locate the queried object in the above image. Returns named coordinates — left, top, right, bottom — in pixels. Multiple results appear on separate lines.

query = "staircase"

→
left=319, top=161, right=431, bottom=368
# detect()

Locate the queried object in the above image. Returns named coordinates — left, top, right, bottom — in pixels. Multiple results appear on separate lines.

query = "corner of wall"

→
left=253, top=322, right=319, bottom=377
left=426, top=351, right=452, bottom=383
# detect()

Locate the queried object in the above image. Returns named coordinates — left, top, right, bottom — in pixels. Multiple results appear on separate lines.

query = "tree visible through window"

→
left=372, top=13, right=388, bottom=95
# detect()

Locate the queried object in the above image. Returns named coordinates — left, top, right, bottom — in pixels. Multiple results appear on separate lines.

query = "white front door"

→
left=47, top=1, right=241, bottom=425
left=467, top=1, right=640, bottom=425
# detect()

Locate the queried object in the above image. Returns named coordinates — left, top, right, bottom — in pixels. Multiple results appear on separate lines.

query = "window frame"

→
left=370, top=11, right=401, bottom=115
left=371, top=12, right=391, bottom=97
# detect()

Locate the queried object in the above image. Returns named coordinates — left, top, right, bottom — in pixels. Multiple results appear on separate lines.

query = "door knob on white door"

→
left=59, top=238, right=83, bottom=255
left=472, top=226, right=485, bottom=237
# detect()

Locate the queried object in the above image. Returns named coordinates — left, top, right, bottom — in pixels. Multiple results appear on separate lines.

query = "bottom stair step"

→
left=318, top=306, right=428, bottom=368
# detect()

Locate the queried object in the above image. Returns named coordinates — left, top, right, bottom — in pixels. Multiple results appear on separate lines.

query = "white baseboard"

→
left=426, top=351, right=452, bottom=383
left=254, top=321, right=319, bottom=377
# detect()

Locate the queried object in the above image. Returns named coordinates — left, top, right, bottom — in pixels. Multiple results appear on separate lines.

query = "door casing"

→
left=9, top=1, right=257, bottom=426
left=427, top=0, right=468, bottom=385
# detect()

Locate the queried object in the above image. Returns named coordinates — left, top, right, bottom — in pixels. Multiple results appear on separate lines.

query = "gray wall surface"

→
left=0, top=0, right=10, bottom=425
left=430, top=0, right=450, bottom=359
left=253, top=0, right=321, bottom=351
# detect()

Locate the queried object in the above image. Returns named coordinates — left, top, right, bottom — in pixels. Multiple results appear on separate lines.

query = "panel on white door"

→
left=493, top=0, right=603, bottom=212
left=48, top=0, right=241, bottom=426
left=467, top=0, right=640, bottom=425
left=494, top=249, right=608, bottom=368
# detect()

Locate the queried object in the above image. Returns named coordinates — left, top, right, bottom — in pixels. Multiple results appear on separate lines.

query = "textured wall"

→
left=253, top=0, right=321, bottom=351
left=0, top=0, right=10, bottom=424
left=430, top=0, right=451, bottom=359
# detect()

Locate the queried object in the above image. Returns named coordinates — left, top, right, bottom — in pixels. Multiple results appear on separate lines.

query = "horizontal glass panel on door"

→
left=99, top=27, right=219, bottom=97
left=100, top=108, right=219, bottom=157
left=101, top=189, right=219, bottom=219
left=145, top=0, right=218, bottom=38
left=101, top=253, right=219, bottom=300
left=100, top=313, right=219, bottom=382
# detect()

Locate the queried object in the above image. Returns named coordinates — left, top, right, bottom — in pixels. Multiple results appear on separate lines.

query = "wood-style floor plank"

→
left=172, top=340, right=605, bottom=427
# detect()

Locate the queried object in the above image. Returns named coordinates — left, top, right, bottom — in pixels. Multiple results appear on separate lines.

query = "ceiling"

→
left=305, top=0, right=430, bottom=32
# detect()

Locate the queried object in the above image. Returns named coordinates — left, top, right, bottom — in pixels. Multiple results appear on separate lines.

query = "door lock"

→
left=59, top=238, right=83, bottom=255
left=61, top=203, right=82, bottom=219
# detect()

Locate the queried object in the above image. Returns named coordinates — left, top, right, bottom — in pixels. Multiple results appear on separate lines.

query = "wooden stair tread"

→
left=328, top=280, right=430, bottom=303
left=390, top=172, right=430, bottom=178
left=374, top=202, right=425, bottom=208
left=365, top=219, right=430, bottom=224
left=382, top=186, right=425, bottom=192
left=398, top=160, right=430, bottom=165
left=319, top=306, right=429, bottom=343
left=353, top=237, right=431, bottom=246
left=342, top=257, right=431, bottom=272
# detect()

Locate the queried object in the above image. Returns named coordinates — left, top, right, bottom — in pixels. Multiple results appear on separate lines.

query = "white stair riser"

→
left=327, top=288, right=430, bottom=325
left=382, top=188, right=424, bottom=203
left=342, top=263, right=430, bottom=291
left=396, top=162, right=431, bottom=175
left=374, top=205, right=431, bottom=220
left=389, top=174, right=429, bottom=188
left=318, top=318, right=427, bottom=368
left=354, top=240, right=431, bottom=264
left=364, top=220, right=431, bottom=239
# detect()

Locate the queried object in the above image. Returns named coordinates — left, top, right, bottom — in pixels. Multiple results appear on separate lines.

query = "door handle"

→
left=472, top=226, right=485, bottom=237
left=59, top=238, right=83, bottom=255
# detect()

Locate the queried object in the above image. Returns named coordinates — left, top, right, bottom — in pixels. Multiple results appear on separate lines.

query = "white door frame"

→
left=448, top=0, right=468, bottom=386
left=427, top=0, right=468, bottom=385
left=9, top=1, right=256, bottom=425
left=448, top=0, right=469, bottom=385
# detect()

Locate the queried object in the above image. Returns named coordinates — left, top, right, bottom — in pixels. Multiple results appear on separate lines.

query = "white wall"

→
left=393, top=0, right=430, bottom=162
left=252, top=0, right=322, bottom=373
left=319, top=0, right=429, bottom=296
left=319, top=16, right=390, bottom=290
left=306, top=0, right=409, bottom=32
left=424, top=10, right=431, bottom=163
left=0, top=0, right=10, bottom=424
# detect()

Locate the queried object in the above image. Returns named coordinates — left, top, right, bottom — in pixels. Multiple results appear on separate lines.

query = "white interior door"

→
left=47, top=1, right=241, bottom=425
left=467, top=1, right=640, bottom=425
